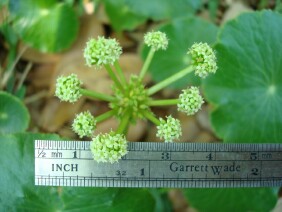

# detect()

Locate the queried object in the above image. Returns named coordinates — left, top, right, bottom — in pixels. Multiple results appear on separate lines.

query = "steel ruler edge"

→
left=34, top=140, right=282, bottom=188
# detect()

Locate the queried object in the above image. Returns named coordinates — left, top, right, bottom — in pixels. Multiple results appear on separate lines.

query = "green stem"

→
left=16, top=61, right=33, bottom=91
left=96, top=110, right=115, bottom=123
left=104, top=64, right=123, bottom=91
left=80, top=89, right=115, bottom=102
left=148, top=66, right=194, bottom=95
left=142, top=110, right=160, bottom=126
left=1, top=45, right=27, bottom=89
left=148, top=99, right=179, bottom=106
left=116, top=112, right=130, bottom=134
left=140, top=48, right=155, bottom=80
left=114, top=61, right=127, bottom=85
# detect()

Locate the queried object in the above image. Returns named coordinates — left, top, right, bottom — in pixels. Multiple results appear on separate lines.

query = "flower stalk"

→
left=148, top=99, right=179, bottom=106
left=80, top=89, right=115, bottom=102
left=96, top=110, right=115, bottom=123
left=142, top=110, right=160, bottom=126
left=116, top=111, right=131, bottom=134
left=148, top=66, right=194, bottom=95
left=139, top=48, right=155, bottom=80
left=114, top=61, right=127, bottom=85
left=104, top=64, right=124, bottom=91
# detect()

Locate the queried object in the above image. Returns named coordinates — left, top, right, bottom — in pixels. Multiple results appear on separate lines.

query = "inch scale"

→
left=35, top=140, right=282, bottom=188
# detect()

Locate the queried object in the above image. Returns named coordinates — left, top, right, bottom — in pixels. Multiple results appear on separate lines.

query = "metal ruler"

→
left=35, top=140, right=282, bottom=188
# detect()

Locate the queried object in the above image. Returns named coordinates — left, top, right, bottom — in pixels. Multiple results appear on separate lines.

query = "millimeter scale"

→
left=35, top=140, right=282, bottom=188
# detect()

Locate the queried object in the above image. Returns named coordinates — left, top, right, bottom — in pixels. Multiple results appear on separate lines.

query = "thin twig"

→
left=24, top=90, right=49, bottom=104
left=1, top=45, right=28, bottom=89
left=16, top=61, right=33, bottom=91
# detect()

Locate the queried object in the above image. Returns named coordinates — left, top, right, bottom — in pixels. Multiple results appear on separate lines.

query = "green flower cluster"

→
left=188, top=42, right=217, bottom=78
left=110, top=75, right=149, bottom=121
left=157, top=116, right=182, bottom=142
left=144, top=31, right=168, bottom=51
left=55, top=31, right=217, bottom=163
left=84, top=36, right=122, bottom=68
left=72, top=111, right=96, bottom=138
left=91, top=132, right=128, bottom=163
left=178, top=86, right=204, bottom=115
left=55, top=74, right=82, bottom=103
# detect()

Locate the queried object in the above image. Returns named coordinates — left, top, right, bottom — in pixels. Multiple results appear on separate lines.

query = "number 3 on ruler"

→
left=161, top=152, right=170, bottom=160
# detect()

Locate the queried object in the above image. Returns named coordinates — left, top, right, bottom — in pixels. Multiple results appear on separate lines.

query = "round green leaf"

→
left=184, top=188, right=277, bottom=212
left=203, top=11, right=282, bottom=142
left=9, top=0, right=79, bottom=52
left=104, top=0, right=201, bottom=31
left=125, top=0, right=202, bottom=21
left=0, top=91, right=29, bottom=133
left=104, top=0, right=147, bottom=32
left=0, top=133, right=156, bottom=211
left=142, top=16, right=218, bottom=89
left=0, top=133, right=61, bottom=211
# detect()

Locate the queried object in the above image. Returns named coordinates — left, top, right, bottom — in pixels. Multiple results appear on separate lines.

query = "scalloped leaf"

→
left=184, top=188, right=277, bottom=212
left=104, top=0, right=147, bottom=31
left=9, top=0, right=79, bottom=52
left=142, top=16, right=218, bottom=88
left=0, top=91, right=29, bottom=133
left=0, top=133, right=156, bottom=211
left=124, top=0, right=202, bottom=21
left=203, top=10, right=282, bottom=142
left=103, top=0, right=202, bottom=31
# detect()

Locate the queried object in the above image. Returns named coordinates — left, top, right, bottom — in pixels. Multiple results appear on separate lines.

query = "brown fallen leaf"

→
left=196, top=105, right=213, bottom=133
left=95, top=117, right=147, bottom=142
left=28, top=63, right=56, bottom=90
left=168, top=189, right=189, bottom=212
left=222, top=1, right=252, bottom=23
left=19, top=43, right=62, bottom=64
left=39, top=98, right=85, bottom=132
left=272, top=198, right=282, bottom=212
left=178, top=113, right=200, bottom=142
left=194, top=131, right=217, bottom=143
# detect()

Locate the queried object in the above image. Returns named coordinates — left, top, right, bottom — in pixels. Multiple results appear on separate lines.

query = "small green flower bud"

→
left=178, top=86, right=204, bottom=115
left=72, top=111, right=96, bottom=138
left=90, top=132, right=128, bottom=163
left=156, top=115, right=182, bottom=142
left=55, top=74, right=82, bottom=103
left=144, top=31, right=168, bottom=51
left=84, top=36, right=122, bottom=68
left=188, top=42, right=217, bottom=78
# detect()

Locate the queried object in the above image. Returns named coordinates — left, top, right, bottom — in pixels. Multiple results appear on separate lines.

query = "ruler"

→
left=35, top=140, right=282, bottom=188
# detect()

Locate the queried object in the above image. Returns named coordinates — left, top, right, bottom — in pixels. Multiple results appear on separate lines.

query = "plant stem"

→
left=16, top=61, right=33, bottom=91
left=24, top=90, right=48, bottom=104
left=96, top=110, right=115, bottom=123
left=148, top=66, right=194, bottom=95
left=116, top=112, right=130, bottom=134
left=142, top=110, right=160, bottom=126
left=104, top=64, right=123, bottom=91
left=140, top=48, right=155, bottom=80
left=80, top=89, right=115, bottom=102
left=1, top=45, right=27, bottom=89
left=148, top=99, right=179, bottom=106
left=114, top=61, right=127, bottom=85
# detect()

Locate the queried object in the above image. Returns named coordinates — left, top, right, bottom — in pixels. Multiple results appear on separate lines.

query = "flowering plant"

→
left=55, top=31, right=217, bottom=163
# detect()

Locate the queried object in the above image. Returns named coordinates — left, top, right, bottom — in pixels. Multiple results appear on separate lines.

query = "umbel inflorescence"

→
left=55, top=31, right=217, bottom=163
